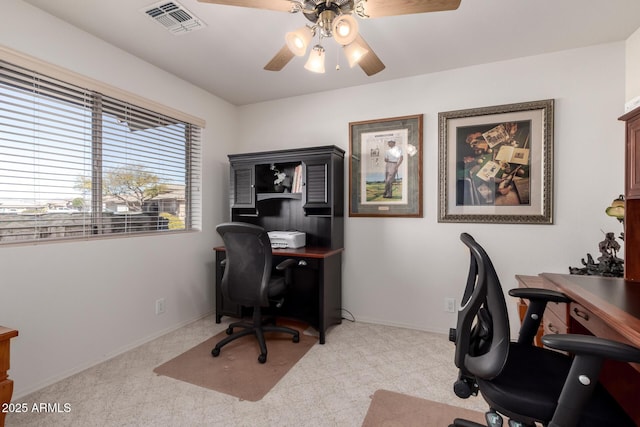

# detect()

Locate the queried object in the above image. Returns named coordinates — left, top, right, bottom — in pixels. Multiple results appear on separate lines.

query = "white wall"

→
left=0, top=0, right=630, bottom=400
left=1, top=0, right=236, bottom=398
left=626, top=26, right=640, bottom=102
left=237, top=42, right=627, bottom=335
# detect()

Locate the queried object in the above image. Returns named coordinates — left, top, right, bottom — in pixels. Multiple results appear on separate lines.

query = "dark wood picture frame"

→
left=438, top=100, right=554, bottom=224
left=349, top=114, right=423, bottom=217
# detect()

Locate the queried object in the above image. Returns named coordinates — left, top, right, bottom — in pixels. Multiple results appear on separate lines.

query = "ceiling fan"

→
left=197, top=0, right=461, bottom=76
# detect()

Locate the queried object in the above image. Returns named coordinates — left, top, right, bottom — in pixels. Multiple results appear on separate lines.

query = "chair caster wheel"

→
left=212, top=348, right=220, bottom=357
left=226, top=327, right=233, bottom=335
left=258, top=354, right=267, bottom=364
left=293, top=334, right=300, bottom=343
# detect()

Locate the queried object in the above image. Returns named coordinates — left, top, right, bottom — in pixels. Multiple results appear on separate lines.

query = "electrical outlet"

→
left=155, top=298, right=166, bottom=315
left=444, top=297, right=456, bottom=313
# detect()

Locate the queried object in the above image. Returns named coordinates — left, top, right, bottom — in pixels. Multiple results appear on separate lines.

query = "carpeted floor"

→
left=7, top=318, right=491, bottom=426
left=153, top=325, right=317, bottom=401
left=362, top=389, right=486, bottom=427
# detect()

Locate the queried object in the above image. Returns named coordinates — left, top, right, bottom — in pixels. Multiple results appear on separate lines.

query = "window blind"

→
left=0, top=59, right=201, bottom=244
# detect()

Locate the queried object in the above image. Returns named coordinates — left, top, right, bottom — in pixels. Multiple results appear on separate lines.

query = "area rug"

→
left=153, top=325, right=316, bottom=402
left=362, top=389, right=486, bottom=427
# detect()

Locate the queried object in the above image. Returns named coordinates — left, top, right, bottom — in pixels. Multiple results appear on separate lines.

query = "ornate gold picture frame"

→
left=438, top=100, right=554, bottom=224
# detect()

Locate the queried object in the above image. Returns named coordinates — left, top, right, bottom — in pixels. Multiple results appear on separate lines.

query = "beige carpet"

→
left=153, top=325, right=316, bottom=402
left=362, top=389, right=486, bottom=427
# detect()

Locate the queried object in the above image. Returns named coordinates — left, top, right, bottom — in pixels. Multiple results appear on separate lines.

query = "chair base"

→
left=449, top=418, right=536, bottom=427
left=451, top=413, right=536, bottom=427
left=451, top=419, right=485, bottom=427
left=211, top=308, right=300, bottom=363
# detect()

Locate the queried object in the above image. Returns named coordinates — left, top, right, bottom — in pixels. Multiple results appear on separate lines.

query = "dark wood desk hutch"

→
left=215, top=145, right=345, bottom=344
left=620, top=105, right=640, bottom=280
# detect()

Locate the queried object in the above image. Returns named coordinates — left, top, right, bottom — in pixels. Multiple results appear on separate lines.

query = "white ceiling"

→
left=22, top=0, right=640, bottom=106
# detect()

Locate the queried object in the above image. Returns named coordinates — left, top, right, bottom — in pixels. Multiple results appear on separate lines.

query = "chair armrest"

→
left=543, top=334, right=640, bottom=427
left=275, top=258, right=296, bottom=271
left=508, top=287, right=571, bottom=303
left=542, top=334, right=640, bottom=363
left=508, top=288, right=571, bottom=346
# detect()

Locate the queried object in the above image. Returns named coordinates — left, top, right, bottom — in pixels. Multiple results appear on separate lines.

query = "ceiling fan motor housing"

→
left=302, top=0, right=355, bottom=24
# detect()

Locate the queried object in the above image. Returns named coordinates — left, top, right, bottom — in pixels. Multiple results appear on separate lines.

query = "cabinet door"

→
left=231, top=163, right=255, bottom=208
left=304, top=159, right=330, bottom=209
left=627, top=113, right=640, bottom=198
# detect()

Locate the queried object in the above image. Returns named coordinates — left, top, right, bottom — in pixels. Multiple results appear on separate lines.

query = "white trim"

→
left=0, top=44, right=206, bottom=128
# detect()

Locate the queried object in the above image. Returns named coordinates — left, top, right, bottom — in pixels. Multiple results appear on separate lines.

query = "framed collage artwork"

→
left=438, top=99, right=554, bottom=224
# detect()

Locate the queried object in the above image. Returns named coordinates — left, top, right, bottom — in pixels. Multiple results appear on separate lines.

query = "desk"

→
left=0, top=326, right=18, bottom=427
left=214, top=246, right=343, bottom=344
left=517, top=273, right=640, bottom=423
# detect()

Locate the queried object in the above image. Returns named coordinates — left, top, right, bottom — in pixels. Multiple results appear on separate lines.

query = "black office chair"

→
left=449, top=232, right=640, bottom=427
left=212, top=222, right=300, bottom=364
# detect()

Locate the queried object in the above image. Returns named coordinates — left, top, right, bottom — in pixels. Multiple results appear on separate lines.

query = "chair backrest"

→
left=216, top=222, right=272, bottom=307
left=453, top=233, right=511, bottom=380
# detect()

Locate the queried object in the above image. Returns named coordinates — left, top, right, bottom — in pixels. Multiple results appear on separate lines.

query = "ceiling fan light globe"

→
left=304, top=46, right=326, bottom=74
left=285, top=26, right=313, bottom=56
left=344, top=41, right=369, bottom=67
left=332, top=14, right=358, bottom=45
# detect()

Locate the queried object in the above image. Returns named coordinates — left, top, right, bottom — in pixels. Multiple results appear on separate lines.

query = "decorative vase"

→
left=274, top=184, right=285, bottom=193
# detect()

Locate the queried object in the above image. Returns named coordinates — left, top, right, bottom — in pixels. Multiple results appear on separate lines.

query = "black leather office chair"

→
left=449, top=232, right=640, bottom=427
left=211, top=222, right=300, bottom=364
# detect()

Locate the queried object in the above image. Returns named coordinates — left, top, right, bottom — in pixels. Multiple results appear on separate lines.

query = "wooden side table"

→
left=0, top=327, right=18, bottom=427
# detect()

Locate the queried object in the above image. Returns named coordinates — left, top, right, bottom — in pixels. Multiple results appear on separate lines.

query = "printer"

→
left=267, top=231, right=306, bottom=249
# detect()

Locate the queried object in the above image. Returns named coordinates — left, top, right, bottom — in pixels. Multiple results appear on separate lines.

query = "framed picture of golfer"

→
left=349, top=114, right=423, bottom=217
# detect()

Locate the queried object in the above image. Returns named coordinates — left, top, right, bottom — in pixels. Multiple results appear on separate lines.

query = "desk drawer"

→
left=543, top=307, right=568, bottom=354
left=570, top=302, right=626, bottom=343
left=544, top=307, right=568, bottom=336
left=547, top=300, right=569, bottom=326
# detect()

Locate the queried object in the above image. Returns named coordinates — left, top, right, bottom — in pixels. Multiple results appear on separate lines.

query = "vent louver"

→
left=142, top=1, right=206, bottom=35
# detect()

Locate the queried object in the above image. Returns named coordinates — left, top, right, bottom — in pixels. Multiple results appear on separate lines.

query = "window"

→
left=0, top=59, right=201, bottom=244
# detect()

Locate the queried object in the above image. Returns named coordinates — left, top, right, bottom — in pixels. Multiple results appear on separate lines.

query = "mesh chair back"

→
left=216, top=222, right=272, bottom=307
left=454, top=233, right=511, bottom=380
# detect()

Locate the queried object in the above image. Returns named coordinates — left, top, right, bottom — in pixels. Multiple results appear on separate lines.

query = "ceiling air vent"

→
left=142, top=1, right=206, bottom=35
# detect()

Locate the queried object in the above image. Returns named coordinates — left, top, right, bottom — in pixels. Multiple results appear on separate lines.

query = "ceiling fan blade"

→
left=196, top=0, right=292, bottom=13
left=360, top=0, right=461, bottom=18
left=354, top=35, right=385, bottom=76
left=264, top=45, right=296, bottom=71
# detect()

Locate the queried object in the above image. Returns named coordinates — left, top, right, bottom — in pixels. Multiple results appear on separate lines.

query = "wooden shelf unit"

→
left=620, top=106, right=640, bottom=280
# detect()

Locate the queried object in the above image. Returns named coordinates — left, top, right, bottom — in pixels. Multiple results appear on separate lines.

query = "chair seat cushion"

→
left=478, top=343, right=634, bottom=427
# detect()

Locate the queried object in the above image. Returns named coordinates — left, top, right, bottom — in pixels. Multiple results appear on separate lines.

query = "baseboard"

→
left=12, top=310, right=214, bottom=400
left=350, top=315, right=449, bottom=336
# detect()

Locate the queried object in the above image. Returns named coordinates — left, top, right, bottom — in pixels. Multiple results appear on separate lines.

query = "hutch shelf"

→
left=215, top=145, right=345, bottom=343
